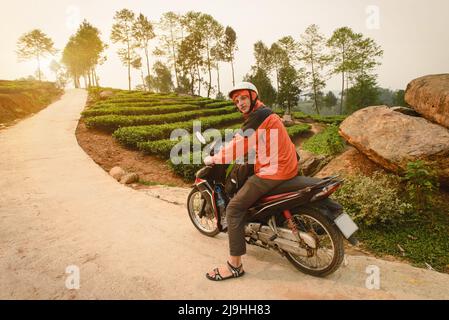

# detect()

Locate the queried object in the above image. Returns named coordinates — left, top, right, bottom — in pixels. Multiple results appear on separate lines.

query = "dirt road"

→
left=0, top=89, right=448, bottom=299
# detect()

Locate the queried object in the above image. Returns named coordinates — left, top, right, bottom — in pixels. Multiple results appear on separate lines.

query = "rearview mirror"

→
left=195, top=131, right=206, bottom=144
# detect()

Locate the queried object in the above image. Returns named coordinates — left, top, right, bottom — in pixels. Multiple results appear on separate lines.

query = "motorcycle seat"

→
left=265, top=176, right=322, bottom=196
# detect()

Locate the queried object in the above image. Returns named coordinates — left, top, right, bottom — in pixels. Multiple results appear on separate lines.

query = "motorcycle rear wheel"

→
left=187, top=187, right=220, bottom=237
left=284, top=206, right=344, bottom=277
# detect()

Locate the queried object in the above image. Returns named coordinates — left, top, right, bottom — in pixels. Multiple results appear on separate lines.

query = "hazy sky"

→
left=1, top=0, right=448, bottom=94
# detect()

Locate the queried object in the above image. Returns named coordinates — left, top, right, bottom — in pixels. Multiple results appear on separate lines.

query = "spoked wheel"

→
left=284, top=207, right=344, bottom=277
left=187, top=187, right=220, bottom=237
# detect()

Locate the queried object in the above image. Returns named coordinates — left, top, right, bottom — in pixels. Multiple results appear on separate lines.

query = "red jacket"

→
left=212, top=103, right=298, bottom=180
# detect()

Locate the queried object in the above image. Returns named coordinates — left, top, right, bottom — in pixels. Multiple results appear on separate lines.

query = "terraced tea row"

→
left=84, top=106, right=237, bottom=132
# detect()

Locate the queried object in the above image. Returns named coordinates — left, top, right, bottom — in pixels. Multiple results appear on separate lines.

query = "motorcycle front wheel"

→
left=284, top=206, right=344, bottom=277
left=187, top=187, right=220, bottom=237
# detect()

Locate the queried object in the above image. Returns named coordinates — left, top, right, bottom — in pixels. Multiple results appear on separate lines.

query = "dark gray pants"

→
left=226, top=175, right=285, bottom=256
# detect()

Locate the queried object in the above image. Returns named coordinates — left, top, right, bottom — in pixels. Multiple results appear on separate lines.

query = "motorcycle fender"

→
left=196, top=183, right=216, bottom=213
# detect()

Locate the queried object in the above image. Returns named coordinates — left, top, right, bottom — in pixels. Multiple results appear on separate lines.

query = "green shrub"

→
left=272, top=108, right=285, bottom=116
left=138, top=139, right=181, bottom=158
left=85, top=106, right=236, bottom=132
left=168, top=152, right=204, bottom=181
left=402, top=160, right=440, bottom=213
left=302, top=124, right=345, bottom=156
left=87, top=87, right=102, bottom=104
left=82, top=104, right=200, bottom=117
left=204, top=101, right=234, bottom=108
left=137, top=124, right=243, bottom=158
left=93, top=100, right=197, bottom=108
left=286, top=124, right=311, bottom=138
left=292, top=111, right=308, bottom=119
left=292, top=112, right=346, bottom=124
left=113, top=112, right=243, bottom=147
left=332, top=172, right=413, bottom=226
left=310, top=114, right=347, bottom=124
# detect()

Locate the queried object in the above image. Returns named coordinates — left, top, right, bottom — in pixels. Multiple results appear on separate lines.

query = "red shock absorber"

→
left=283, top=209, right=298, bottom=233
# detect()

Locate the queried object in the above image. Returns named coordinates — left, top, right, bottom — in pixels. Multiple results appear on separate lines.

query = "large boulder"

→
left=315, top=146, right=385, bottom=179
left=405, top=74, right=449, bottom=128
left=339, top=106, right=449, bottom=185
left=297, top=149, right=330, bottom=177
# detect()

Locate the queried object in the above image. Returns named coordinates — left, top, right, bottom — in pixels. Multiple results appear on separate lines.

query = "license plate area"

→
left=334, top=213, right=359, bottom=239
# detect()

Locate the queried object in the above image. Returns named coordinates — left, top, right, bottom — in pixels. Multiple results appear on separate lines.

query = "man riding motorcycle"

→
left=205, top=82, right=299, bottom=281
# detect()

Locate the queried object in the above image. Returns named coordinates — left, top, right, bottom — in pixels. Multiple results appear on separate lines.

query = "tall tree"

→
left=393, top=89, right=406, bottom=107
left=253, top=41, right=271, bottom=71
left=183, top=12, right=223, bottom=98
left=345, top=74, right=379, bottom=113
left=16, top=29, right=57, bottom=81
left=327, top=27, right=357, bottom=114
left=133, top=13, right=156, bottom=84
left=277, top=65, right=304, bottom=114
left=270, top=37, right=296, bottom=105
left=148, top=61, right=174, bottom=93
left=131, top=56, right=146, bottom=90
left=350, top=34, right=383, bottom=81
left=49, top=59, right=61, bottom=82
left=111, top=9, right=136, bottom=91
left=344, top=34, right=383, bottom=112
left=76, top=20, right=107, bottom=87
left=177, top=31, right=204, bottom=95
left=222, top=26, right=238, bottom=86
left=244, top=67, right=277, bottom=107
left=323, top=91, right=338, bottom=108
left=158, top=12, right=183, bottom=89
left=62, top=36, right=82, bottom=88
left=210, top=42, right=226, bottom=97
left=62, top=20, right=107, bottom=88
left=298, top=24, right=329, bottom=114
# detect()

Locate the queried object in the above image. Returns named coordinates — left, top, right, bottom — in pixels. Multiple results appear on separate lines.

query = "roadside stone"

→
left=120, top=173, right=139, bottom=184
left=109, top=166, right=126, bottom=181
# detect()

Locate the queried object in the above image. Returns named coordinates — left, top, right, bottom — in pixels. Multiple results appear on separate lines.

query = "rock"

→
left=339, top=106, right=449, bottom=185
left=390, top=106, right=420, bottom=117
left=297, top=149, right=330, bottom=176
left=99, top=90, right=114, bottom=100
left=109, top=166, right=126, bottom=181
left=405, top=74, right=449, bottom=128
left=315, top=146, right=385, bottom=178
left=120, top=173, right=139, bottom=184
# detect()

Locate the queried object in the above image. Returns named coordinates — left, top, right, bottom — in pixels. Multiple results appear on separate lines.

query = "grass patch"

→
left=357, top=208, right=449, bottom=272
left=138, top=179, right=180, bottom=188
left=286, top=123, right=311, bottom=138
left=292, top=111, right=346, bottom=124
left=302, top=124, right=345, bottom=156
left=333, top=170, right=449, bottom=273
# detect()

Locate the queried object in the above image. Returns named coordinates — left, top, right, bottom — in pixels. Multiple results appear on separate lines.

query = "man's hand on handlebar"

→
left=203, top=155, right=215, bottom=166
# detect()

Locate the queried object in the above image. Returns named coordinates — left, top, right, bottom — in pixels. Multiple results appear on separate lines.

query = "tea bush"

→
left=332, top=172, right=413, bottom=226
left=302, top=124, right=345, bottom=156
left=85, top=106, right=236, bottom=132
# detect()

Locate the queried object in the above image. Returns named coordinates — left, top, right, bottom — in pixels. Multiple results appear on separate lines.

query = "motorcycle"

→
left=187, top=132, right=359, bottom=277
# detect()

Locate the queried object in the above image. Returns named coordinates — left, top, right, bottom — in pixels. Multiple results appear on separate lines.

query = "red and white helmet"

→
left=228, top=82, right=259, bottom=99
